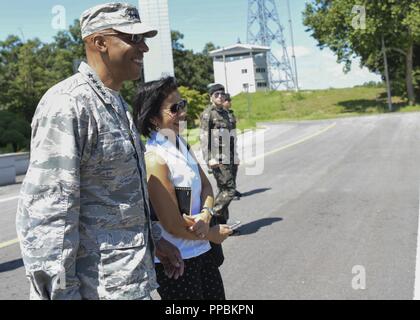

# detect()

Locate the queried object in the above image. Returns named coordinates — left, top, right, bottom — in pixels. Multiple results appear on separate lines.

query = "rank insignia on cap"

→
left=126, top=8, right=140, bottom=20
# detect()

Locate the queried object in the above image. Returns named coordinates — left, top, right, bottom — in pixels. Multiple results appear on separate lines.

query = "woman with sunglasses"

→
left=133, top=76, right=233, bottom=300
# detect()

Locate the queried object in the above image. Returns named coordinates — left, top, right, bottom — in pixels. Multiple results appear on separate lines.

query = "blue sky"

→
left=0, top=0, right=381, bottom=89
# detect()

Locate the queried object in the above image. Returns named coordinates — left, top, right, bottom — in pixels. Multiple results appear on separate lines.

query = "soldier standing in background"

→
left=200, top=84, right=236, bottom=224
left=223, top=93, right=242, bottom=200
left=15, top=3, right=197, bottom=300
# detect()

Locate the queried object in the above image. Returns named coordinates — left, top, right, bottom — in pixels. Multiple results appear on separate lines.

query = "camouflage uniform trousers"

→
left=212, top=164, right=236, bottom=224
left=232, top=164, right=238, bottom=185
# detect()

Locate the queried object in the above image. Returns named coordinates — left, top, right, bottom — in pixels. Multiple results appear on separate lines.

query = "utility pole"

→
left=222, top=49, right=229, bottom=92
left=286, top=0, right=299, bottom=92
left=381, top=35, right=393, bottom=112
left=244, top=84, right=252, bottom=118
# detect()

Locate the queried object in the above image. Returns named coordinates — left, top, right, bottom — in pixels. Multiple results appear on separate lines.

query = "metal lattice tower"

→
left=247, top=0, right=297, bottom=90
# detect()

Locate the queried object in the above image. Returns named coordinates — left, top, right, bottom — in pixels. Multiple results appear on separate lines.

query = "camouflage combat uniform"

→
left=16, top=62, right=160, bottom=300
left=200, top=105, right=236, bottom=224
left=227, top=109, right=239, bottom=184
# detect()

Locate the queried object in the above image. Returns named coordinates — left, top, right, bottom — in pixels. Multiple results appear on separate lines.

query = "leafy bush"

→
left=178, top=86, right=209, bottom=128
left=0, top=129, right=27, bottom=152
left=0, top=110, right=31, bottom=153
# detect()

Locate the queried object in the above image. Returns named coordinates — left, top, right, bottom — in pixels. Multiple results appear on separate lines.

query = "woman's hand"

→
left=155, top=238, right=184, bottom=279
left=183, top=211, right=211, bottom=239
left=207, top=224, right=233, bottom=244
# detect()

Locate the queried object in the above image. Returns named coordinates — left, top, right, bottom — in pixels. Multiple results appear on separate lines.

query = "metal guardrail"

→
left=0, top=152, right=29, bottom=186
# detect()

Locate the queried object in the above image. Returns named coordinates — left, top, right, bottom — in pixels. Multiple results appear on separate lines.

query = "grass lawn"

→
left=230, top=87, right=420, bottom=129
left=182, top=127, right=201, bottom=147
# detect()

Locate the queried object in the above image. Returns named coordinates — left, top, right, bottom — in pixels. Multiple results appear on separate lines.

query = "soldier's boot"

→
left=230, top=164, right=240, bottom=200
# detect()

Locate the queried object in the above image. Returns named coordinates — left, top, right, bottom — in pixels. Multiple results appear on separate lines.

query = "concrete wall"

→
left=214, top=57, right=256, bottom=96
left=0, top=152, right=29, bottom=186
left=139, top=0, right=175, bottom=81
left=0, top=154, right=16, bottom=186
left=213, top=53, right=269, bottom=96
left=254, top=53, right=269, bottom=85
left=14, top=153, right=30, bottom=175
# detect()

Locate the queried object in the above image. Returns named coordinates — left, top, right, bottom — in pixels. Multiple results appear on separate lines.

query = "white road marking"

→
left=0, top=196, right=19, bottom=249
left=0, top=195, right=19, bottom=203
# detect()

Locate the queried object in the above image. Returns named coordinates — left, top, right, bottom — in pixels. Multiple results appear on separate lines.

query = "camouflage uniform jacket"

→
left=227, top=109, right=239, bottom=164
left=16, top=62, right=159, bottom=300
left=200, top=104, right=235, bottom=167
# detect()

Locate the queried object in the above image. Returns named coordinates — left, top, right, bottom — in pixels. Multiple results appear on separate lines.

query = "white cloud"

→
left=294, top=48, right=381, bottom=90
left=260, top=44, right=381, bottom=90
left=286, top=46, right=312, bottom=58
left=273, top=46, right=311, bottom=59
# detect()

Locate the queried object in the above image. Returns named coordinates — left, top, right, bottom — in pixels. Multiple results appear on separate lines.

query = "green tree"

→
left=1, top=38, right=48, bottom=121
left=0, top=20, right=86, bottom=151
left=0, top=35, right=23, bottom=113
left=171, top=30, right=185, bottom=51
left=202, top=42, right=217, bottom=55
left=171, top=30, right=216, bottom=93
left=52, top=19, right=85, bottom=76
left=303, top=0, right=419, bottom=105
left=0, top=111, right=30, bottom=153
left=0, top=130, right=26, bottom=152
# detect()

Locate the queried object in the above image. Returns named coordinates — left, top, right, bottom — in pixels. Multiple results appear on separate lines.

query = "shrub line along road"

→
left=1, top=112, right=420, bottom=299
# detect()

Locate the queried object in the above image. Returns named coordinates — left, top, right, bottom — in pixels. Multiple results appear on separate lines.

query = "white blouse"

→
left=146, top=131, right=211, bottom=261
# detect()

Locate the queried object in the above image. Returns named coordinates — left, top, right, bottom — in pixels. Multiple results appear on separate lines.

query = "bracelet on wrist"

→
left=202, top=206, right=216, bottom=217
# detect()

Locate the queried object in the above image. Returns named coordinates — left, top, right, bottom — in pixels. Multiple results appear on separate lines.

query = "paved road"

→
left=1, top=112, right=420, bottom=299
left=0, top=178, right=26, bottom=299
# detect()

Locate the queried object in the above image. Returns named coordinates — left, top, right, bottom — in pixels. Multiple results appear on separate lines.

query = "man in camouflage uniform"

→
left=200, top=84, right=236, bottom=224
left=16, top=3, right=186, bottom=300
left=223, top=93, right=242, bottom=200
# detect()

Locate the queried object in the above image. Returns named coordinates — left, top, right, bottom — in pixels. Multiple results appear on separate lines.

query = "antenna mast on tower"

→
left=247, top=0, right=297, bottom=90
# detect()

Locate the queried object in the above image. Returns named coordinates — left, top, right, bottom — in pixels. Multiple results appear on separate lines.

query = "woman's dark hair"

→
left=133, top=76, right=178, bottom=137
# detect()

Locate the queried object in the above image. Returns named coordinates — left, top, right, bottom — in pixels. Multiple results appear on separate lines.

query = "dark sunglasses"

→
left=170, top=99, right=187, bottom=114
left=100, top=32, right=146, bottom=45
left=213, top=91, right=226, bottom=98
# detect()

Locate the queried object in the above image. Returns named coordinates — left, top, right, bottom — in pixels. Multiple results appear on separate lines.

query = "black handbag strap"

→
left=175, top=135, right=191, bottom=152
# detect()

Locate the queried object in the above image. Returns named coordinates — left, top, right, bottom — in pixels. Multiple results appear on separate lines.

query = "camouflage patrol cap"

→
left=208, top=83, right=225, bottom=96
left=80, top=2, right=158, bottom=39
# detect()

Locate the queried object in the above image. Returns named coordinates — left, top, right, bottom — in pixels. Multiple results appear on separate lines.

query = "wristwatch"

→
left=202, top=206, right=216, bottom=217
